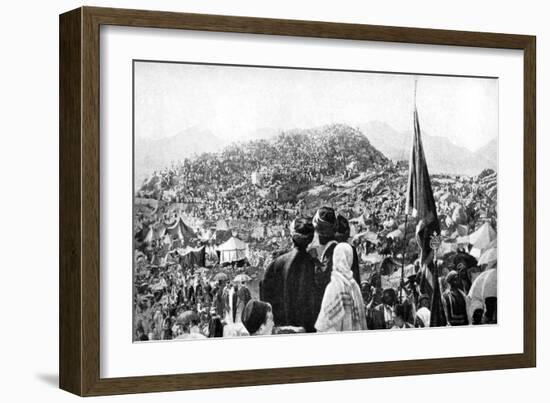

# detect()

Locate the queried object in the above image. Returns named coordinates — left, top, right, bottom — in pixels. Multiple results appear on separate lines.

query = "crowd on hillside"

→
left=133, top=127, right=498, bottom=341
left=135, top=125, right=387, bottom=223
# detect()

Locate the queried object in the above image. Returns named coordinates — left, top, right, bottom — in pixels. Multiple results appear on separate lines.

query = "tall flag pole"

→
left=405, top=78, right=447, bottom=326
left=405, top=80, right=440, bottom=266
left=398, top=80, right=418, bottom=303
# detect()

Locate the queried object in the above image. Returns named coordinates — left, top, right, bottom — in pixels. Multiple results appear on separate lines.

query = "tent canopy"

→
left=165, top=217, right=195, bottom=240
left=177, top=245, right=206, bottom=268
left=216, top=236, right=248, bottom=264
left=217, top=236, right=247, bottom=251
left=478, top=247, right=497, bottom=266
left=468, top=222, right=497, bottom=250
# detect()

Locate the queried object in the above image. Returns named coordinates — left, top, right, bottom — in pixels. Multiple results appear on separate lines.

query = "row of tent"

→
left=357, top=221, right=497, bottom=268
left=141, top=236, right=249, bottom=267
left=139, top=217, right=234, bottom=244
left=136, top=216, right=249, bottom=265
left=442, top=222, right=497, bottom=265
left=139, top=217, right=195, bottom=243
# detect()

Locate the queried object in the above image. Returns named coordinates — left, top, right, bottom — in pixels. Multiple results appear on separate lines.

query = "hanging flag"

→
left=405, top=109, right=441, bottom=266
left=406, top=103, right=447, bottom=326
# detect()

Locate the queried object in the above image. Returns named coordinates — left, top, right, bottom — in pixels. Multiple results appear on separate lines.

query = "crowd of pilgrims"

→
left=135, top=206, right=496, bottom=341
left=135, top=126, right=387, bottom=225
left=134, top=128, right=497, bottom=340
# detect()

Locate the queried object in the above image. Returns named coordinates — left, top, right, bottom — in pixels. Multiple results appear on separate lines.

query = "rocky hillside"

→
left=137, top=124, right=389, bottom=202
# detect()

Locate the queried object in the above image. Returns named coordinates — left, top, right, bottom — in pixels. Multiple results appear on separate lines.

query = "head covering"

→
left=242, top=300, right=270, bottom=335
left=446, top=270, right=459, bottom=284
left=315, top=243, right=367, bottom=332
left=415, top=307, right=431, bottom=327
left=312, top=207, right=337, bottom=239
left=332, top=242, right=355, bottom=281
left=335, top=214, right=351, bottom=242
left=290, top=217, right=314, bottom=249
left=382, top=288, right=397, bottom=303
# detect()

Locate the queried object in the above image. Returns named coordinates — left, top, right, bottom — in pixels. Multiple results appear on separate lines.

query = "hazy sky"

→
left=134, top=61, right=498, bottom=152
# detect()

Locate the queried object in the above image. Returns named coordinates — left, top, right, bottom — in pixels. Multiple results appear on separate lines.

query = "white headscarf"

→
left=415, top=307, right=431, bottom=328
left=332, top=242, right=356, bottom=283
left=315, top=243, right=367, bottom=332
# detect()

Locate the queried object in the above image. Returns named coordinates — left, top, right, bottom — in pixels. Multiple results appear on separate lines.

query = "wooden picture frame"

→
left=59, top=6, right=536, bottom=396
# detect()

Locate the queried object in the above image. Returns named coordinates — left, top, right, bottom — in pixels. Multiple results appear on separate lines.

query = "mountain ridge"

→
left=360, top=121, right=497, bottom=176
left=135, top=121, right=497, bottom=185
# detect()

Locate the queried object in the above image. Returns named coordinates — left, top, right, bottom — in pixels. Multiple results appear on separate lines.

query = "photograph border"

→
left=59, top=6, right=536, bottom=396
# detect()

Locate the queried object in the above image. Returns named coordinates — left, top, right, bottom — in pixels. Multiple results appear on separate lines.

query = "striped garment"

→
left=315, top=271, right=367, bottom=332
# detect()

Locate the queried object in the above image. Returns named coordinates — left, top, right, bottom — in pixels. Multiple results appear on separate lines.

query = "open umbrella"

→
left=213, top=272, right=228, bottom=282
left=468, top=268, right=497, bottom=302
left=233, top=273, right=251, bottom=283
left=478, top=247, right=497, bottom=266
left=176, top=310, right=199, bottom=325
left=468, top=222, right=497, bottom=250
left=482, top=269, right=497, bottom=298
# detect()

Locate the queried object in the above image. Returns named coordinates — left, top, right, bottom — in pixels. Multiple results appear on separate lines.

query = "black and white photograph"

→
left=2, top=0, right=544, bottom=400
left=132, top=61, right=498, bottom=342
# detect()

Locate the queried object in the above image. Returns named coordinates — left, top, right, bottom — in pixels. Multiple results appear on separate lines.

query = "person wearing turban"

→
left=260, top=217, right=317, bottom=332
left=443, top=270, right=469, bottom=326
left=242, top=300, right=275, bottom=336
left=309, top=206, right=339, bottom=319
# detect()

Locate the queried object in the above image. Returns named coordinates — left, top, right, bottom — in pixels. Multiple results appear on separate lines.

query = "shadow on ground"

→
left=35, top=373, right=58, bottom=388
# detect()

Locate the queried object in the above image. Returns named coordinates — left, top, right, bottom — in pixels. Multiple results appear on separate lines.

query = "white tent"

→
left=216, top=236, right=248, bottom=264
left=468, top=222, right=497, bottom=250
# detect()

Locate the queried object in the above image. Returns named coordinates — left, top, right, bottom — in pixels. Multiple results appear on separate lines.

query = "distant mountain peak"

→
left=134, top=127, right=224, bottom=186
left=360, top=121, right=497, bottom=176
